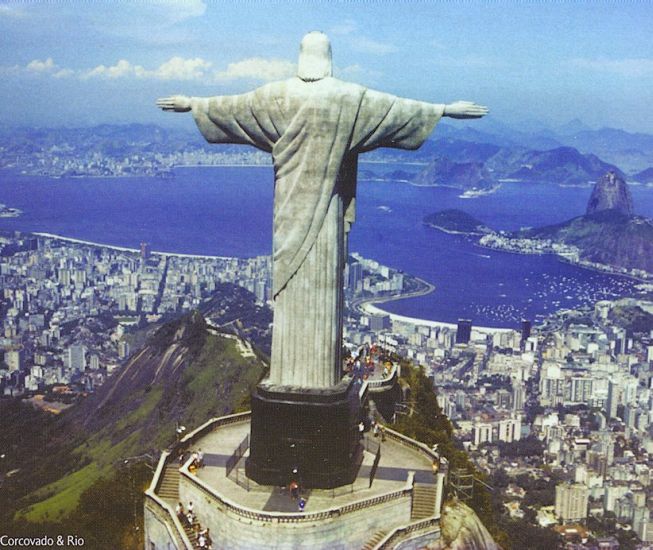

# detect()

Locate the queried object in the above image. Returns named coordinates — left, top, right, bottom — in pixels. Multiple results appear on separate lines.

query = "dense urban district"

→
left=2, top=122, right=653, bottom=548
left=1, top=228, right=653, bottom=548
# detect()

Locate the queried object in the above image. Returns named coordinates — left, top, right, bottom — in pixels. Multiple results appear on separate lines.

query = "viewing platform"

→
left=145, top=409, right=446, bottom=550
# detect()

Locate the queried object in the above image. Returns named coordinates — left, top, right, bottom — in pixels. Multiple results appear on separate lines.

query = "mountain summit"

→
left=586, top=171, right=634, bottom=216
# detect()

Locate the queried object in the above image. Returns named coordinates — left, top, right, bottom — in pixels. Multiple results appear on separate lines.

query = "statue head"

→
left=297, top=31, right=332, bottom=82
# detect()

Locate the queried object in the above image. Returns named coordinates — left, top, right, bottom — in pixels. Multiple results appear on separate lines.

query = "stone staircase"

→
left=362, top=530, right=388, bottom=550
left=182, top=519, right=202, bottom=550
left=157, top=463, right=180, bottom=502
left=411, top=483, right=438, bottom=520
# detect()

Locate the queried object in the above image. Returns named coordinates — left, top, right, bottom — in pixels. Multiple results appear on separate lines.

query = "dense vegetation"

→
left=423, top=209, right=492, bottom=235
left=0, top=308, right=266, bottom=548
left=390, top=362, right=511, bottom=549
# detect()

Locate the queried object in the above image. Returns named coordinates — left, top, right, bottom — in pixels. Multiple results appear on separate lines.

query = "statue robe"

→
left=192, top=76, right=443, bottom=387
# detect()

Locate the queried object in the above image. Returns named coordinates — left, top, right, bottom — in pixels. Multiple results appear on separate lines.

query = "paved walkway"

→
left=188, top=421, right=435, bottom=514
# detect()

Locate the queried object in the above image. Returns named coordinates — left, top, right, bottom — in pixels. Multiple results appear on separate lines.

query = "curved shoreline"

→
left=33, top=231, right=512, bottom=332
left=33, top=232, right=234, bottom=260
left=353, top=276, right=512, bottom=335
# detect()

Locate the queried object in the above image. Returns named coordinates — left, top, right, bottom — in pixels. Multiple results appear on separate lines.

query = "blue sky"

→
left=1, top=1, right=652, bottom=133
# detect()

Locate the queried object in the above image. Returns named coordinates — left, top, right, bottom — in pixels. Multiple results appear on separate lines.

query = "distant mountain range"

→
left=435, top=119, right=653, bottom=174
left=2, top=120, right=653, bottom=187
left=411, top=143, right=621, bottom=189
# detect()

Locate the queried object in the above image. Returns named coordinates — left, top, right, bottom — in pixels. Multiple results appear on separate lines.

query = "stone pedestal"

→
left=246, top=378, right=366, bottom=488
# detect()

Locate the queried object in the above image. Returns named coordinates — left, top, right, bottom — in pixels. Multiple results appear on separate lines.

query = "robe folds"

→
left=192, top=77, right=443, bottom=387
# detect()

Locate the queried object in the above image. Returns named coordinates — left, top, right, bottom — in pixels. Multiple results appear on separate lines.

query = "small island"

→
left=423, top=208, right=493, bottom=235
left=0, top=204, right=22, bottom=218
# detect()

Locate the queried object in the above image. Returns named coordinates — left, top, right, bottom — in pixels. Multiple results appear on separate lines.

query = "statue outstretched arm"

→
left=156, top=95, right=192, bottom=113
left=442, top=101, right=489, bottom=119
left=157, top=91, right=275, bottom=150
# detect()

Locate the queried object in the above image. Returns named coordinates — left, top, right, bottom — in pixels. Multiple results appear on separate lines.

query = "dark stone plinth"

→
left=369, top=378, right=402, bottom=424
left=246, top=378, right=367, bottom=488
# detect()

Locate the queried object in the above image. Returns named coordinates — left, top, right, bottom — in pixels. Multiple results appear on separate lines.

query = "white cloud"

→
left=26, top=58, right=56, bottom=72
left=215, top=58, right=296, bottom=82
left=84, top=59, right=145, bottom=79
left=568, top=57, right=653, bottom=78
left=84, top=56, right=212, bottom=80
left=53, top=68, right=74, bottom=79
left=23, top=57, right=73, bottom=78
left=11, top=53, right=294, bottom=84
left=154, top=56, right=211, bottom=80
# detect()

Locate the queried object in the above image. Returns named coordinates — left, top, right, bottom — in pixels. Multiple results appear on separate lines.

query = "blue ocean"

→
left=1, top=165, right=651, bottom=327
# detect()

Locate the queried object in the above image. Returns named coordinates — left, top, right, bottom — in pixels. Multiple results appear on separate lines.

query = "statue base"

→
left=246, top=378, right=367, bottom=489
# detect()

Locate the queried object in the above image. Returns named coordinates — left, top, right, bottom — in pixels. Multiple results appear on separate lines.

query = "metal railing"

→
left=225, top=434, right=249, bottom=478
left=145, top=451, right=195, bottom=550
left=366, top=365, right=398, bottom=390
left=182, top=464, right=413, bottom=524
left=375, top=518, right=440, bottom=549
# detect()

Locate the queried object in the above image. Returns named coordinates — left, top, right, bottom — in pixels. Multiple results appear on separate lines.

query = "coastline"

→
left=33, top=232, right=234, bottom=260
left=32, top=231, right=512, bottom=332
left=361, top=302, right=512, bottom=335
left=353, top=276, right=512, bottom=334
left=476, top=241, right=651, bottom=282
left=423, top=223, right=484, bottom=236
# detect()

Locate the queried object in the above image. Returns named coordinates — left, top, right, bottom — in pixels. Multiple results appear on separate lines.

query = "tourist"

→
left=197, top=448, right=204, bottom=468
left=298, top=497, right=306, bottom=512
left=175, top=502, right=184, bottom=520
left=289, top=480, right=299, bottom=500
left=190, top=450, right=199, bottom=472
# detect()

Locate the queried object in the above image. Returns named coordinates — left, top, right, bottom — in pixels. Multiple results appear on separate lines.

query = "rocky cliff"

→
left=586, top=171, right=634, bottom=216
left=428, top=500, right=501, bottom=550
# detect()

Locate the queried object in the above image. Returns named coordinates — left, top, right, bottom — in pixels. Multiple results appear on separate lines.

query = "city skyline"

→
left=0, top=1, right=652, bottom=133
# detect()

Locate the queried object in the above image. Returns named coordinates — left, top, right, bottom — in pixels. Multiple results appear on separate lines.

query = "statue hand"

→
left=443, top=101, right=489, bottom=119
left=156, top=95, right=192, bottom=113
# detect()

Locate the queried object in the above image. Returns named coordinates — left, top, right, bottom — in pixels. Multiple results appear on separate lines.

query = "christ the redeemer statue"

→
left=158, top=32, right=487, bottom=389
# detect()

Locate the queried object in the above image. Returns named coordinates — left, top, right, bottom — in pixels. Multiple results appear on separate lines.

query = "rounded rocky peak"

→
left=586, top=171, right=634, bottom=217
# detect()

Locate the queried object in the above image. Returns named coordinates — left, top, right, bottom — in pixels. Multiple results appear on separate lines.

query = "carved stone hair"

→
left=297, top=31, right=333, bottom=82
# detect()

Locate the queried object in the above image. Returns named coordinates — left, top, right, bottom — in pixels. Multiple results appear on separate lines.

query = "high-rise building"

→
left=606, top=379, right=621, bottom=420
left=347, top=260, right=363, bottom=292
left=512, top=381, right=525, bottom=412
left=498, top=417, right=521, bottom=443
left=118, top=340, right=130, bottom=360
left=140, top=242, right=151, bottom=260
left=520, top=319, right=531, bottom=341
left=456, top=319, right=472, bottom=344
left=89, top=354, right=100, bottom=371
left=68, top=344, right=86, bottom=372
left=555, top=483, right=588, bottom=522
left=472, top=420, right=493, bottom=446
left=369, top=313, right=390, bottom=332
left=4, top=348, right=22, bottom=373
